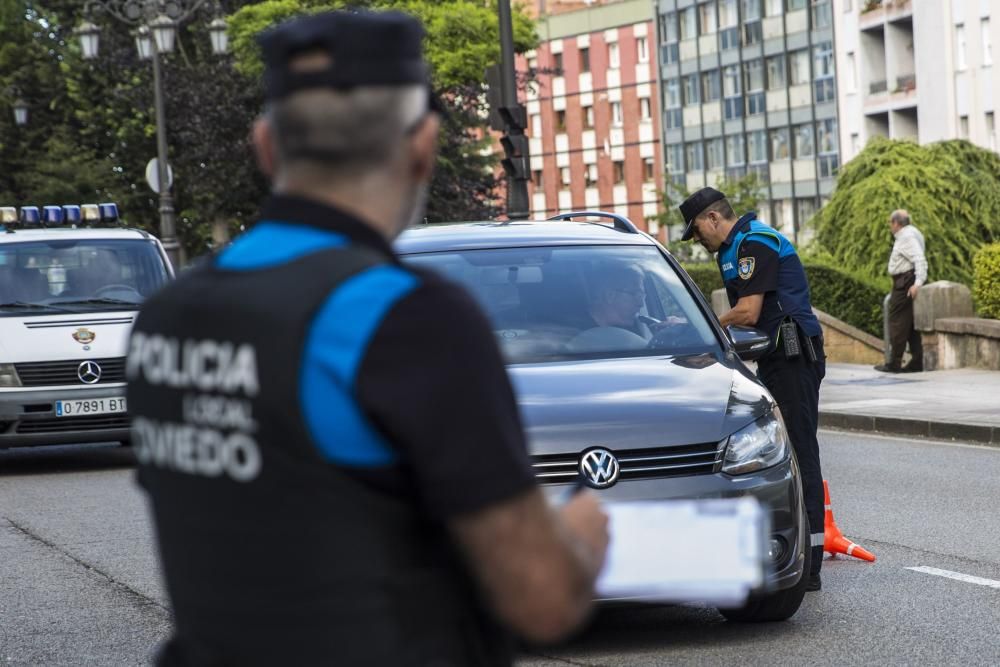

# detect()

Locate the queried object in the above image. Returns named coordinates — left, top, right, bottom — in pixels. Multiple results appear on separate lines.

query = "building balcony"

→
left=869, top=79, right=888, bottom=95
left=859, top=0, right=912, bottom=31
left=865, top=75, right=917, bottom=113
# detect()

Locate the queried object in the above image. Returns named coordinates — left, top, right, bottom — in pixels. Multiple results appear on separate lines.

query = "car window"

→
left=0, top=239, right=169, bottom=314
left=404, top=245, right=718, bottom=363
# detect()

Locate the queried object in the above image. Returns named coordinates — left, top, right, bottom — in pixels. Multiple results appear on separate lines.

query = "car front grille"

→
left=532, top=441, right=725, bottom=485
left=16, top=414, right=130, bottom=434
left=14, top=357, right=126, bottom=386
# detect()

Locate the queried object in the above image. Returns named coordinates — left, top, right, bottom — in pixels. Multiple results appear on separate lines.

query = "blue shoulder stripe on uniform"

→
left=741, top=230, right=781, bottom=253
left=300, top=266, right=420, bottom=466
left=216, top=222, right=348, bottom=270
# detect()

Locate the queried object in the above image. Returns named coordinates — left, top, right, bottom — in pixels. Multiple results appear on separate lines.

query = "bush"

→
left=973, top=243, right=1000, bottom=319
left=681, top=260, right=886, bottom=338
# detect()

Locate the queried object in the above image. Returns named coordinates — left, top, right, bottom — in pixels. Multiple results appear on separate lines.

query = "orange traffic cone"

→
left=823, top=480, right=876, bottom=562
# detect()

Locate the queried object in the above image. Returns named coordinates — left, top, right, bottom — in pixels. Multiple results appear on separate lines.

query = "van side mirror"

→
left=727, top=325, right=771, bottom=361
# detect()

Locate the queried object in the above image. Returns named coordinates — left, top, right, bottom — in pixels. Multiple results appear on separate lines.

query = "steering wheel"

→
left=94, top=284, right=140, bottom=298
left=647, top=323, right=699, bottom=349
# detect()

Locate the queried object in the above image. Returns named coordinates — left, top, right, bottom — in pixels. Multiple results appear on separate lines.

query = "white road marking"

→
left=906, top=566, right=1000, bottom=590
left=821, top=398, right=916, bottom=411
left=819, top=429, right=1000, bottom=452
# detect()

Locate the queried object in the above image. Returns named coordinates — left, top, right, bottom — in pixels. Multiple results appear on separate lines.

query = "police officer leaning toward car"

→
left=679, top=187, right=826, bottom=592
left=125, top=10, right=608, bottom=666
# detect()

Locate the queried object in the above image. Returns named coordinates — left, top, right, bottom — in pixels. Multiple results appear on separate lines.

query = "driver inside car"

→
left=581, top=263, right=686, bottom=338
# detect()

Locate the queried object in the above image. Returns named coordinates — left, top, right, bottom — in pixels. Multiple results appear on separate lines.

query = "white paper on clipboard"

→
left=595, top=497, right=769, bottom=607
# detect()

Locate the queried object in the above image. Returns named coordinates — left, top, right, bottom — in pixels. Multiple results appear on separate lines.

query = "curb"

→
left=818, top=411, right=1000, bottom=447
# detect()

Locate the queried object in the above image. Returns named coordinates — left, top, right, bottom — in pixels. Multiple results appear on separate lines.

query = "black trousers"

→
left=757, top=337, right=826, bottom=576
left=888, top=270, right=922, bottom=369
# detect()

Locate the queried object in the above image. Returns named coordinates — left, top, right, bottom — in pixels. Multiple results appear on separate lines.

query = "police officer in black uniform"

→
left=679, top=187, right=826, bottom=592
left=126, top=11, right=608, bottom=666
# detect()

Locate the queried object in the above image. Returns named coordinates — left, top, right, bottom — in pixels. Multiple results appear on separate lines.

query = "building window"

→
left=637, top=37, right=649, bottom=63
left=667, top=144, right=685, bottom=177
left=748, top=130, right=768, bottom=164
left=643, top=158, right=656, bottom=181
left=579, top=47, right=590, bottom=73
left=720, top=0, right=739, bottom=49
left=788, top=0, right=807, bottom=9
left=640, top=97, right=652, bottom=120
left=956, top=24, right=967, bottom=71
left=585, top=163, right=598, bottom=188
left=583, top=105, right=594, bottom=129
left=846, top=52, right=857, bottom=92
left=988, top=112, right=996, bottom=150
left=767, top=54, right=786, bottom=89
left=665, top=78, right=681, bottom=108
left=770, top=127, right=790, bottom=160
left=700, top=2, right=718, bottom=35
left=724, top=65, right=743, bottom=119
left=660, top=12, right=678, bottom=44
left=531, top=113, right=541, bottom=135
left=666, top=108, right=683, bottom=128
left=851, top=132, right=860, bottom=155
left=680, top=6, right=698, bottom=40
left=613, top=161, right=626, bottom=184
left=811, top=0, right=831, bottom=29
left=684, top=74, right=701, bottom=105
left=744, top=59, right=765, bottom=115
left=609, top=101, right=624, bottom=127
left=790, top=49, right=811, bottom=86
left=686, top=141, right=705, bottom=171
left=765, top=0, right=784, bottom=16
left=796, top=198, right=818, bottom=228
left=726, top=134, right=746, bottom=166
left=960, top=115, right=969, bottom=138
left=813, top=42, right=836, bottom=103
left=794, top=123, right=815, bottom=158
left=983, top=18, right=992, bottom=66
left=553, top=52, right=564, bottom=72
left=817, top=118, right=839, bottom=178
left=609, top=42, right=620, bottom=69
left=561, top=167, right=571, bottom=187
left=742, top=0, right=762, bottom=45
left=533, top=170, right=543, bottom=188
left=706, top=137, right=725, bottom=170
left=702, top=69, right=721, bottom=102
left=556, top=109, right=566, bottom=132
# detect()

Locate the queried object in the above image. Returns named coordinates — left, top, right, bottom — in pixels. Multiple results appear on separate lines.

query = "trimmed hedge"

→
left=681, top=261, right=886, bottom=338
left=973, top=243, right=1000, bottom=319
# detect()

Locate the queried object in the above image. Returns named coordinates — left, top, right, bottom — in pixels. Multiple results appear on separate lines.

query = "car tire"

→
left=718, top=506, right=811, bottom=623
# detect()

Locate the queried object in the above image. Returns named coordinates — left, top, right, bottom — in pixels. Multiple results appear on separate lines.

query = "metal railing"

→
left=869, top=79, right=888, bottom=94
left=896, top=74, right=916, bottom=92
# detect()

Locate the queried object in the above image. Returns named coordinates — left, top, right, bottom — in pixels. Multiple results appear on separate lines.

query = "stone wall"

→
left=914, top=283, right=1000, bottom=371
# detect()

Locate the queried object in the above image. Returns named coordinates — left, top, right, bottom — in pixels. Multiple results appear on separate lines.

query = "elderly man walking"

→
left=876, top=209, right=927, bottom=373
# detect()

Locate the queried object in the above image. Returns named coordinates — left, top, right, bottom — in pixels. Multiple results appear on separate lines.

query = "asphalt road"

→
left=1, top=431, right=998, bottom=666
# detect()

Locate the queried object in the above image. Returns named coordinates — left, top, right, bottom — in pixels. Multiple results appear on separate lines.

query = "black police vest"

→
left=127, top=245, right=511, bottom=666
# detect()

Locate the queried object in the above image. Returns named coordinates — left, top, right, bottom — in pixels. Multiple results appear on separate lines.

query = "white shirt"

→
left=887, top=224, right=927, bottom=286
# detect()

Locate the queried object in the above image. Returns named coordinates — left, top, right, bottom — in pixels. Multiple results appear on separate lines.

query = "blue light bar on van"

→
left=98, top=202, right=119, bottom=224
left=19, top=206, right=40, bottom=226
left=42, top=206, right=65, bottom=226
left=63, top=205, right=82, bottom=225
left=81, top=204, right=100, bottom=223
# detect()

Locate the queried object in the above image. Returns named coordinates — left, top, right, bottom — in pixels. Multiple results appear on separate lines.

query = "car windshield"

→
left=0, top=238, right=169, bottom=315
left=405, top=245, right=719, bottom=363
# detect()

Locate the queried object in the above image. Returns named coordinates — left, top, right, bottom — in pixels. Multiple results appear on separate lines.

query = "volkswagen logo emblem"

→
left=579, top=448, right=620, bottom=489
left=77, top=361, right=102, bottom=385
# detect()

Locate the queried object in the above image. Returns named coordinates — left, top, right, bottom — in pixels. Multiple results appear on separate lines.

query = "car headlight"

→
left=722, top=410, right=789, bottom=475
left=0, top=363, right=21, bottom=387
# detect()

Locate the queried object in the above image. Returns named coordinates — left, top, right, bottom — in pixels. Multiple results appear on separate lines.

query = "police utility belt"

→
left=777, top=318, right=819, bottom=362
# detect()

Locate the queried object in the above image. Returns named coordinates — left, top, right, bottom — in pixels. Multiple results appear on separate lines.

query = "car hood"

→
left=508, top=353, right=772, bottom=455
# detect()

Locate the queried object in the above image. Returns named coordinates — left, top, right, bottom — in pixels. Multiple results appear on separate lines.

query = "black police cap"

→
left=678, top=187, right=727, bottom=241
left=258, top=10, right=434, bottom=101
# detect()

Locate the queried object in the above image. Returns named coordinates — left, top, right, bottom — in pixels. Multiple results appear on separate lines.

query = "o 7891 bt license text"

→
left=56, top=397, right=128, bottom=417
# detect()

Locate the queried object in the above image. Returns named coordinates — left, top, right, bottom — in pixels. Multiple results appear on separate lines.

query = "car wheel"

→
left=718, top=506, right=811, bottom=623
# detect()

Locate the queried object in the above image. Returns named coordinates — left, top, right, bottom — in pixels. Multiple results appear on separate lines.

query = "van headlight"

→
left=722, top=410, right=789, bottom=475
left=0, top=364, right=21, bottom=387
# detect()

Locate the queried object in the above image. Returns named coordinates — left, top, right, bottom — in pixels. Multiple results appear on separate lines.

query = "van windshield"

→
left=404, top=245, right=719, bottom=363
left=0, top=239, right=169, bottom=315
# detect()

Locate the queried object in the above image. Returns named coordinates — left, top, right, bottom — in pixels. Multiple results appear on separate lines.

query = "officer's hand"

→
left=558, top=491, right=610, bottom=574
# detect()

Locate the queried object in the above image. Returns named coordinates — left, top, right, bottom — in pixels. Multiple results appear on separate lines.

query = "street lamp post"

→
left=76, top=0, right=228, bottom=268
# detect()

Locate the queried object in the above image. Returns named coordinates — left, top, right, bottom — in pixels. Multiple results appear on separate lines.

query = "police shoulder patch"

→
left=738, top=257, right=755, bottom=280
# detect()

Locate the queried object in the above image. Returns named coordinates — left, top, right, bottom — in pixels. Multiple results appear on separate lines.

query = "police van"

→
left=0, top=203, right=173, bottom=449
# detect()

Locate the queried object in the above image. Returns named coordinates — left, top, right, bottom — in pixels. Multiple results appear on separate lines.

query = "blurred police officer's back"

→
left=126, top=11, right=607, bottom=666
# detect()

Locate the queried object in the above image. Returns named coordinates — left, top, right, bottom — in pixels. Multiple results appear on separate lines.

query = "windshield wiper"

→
left=0, top=301, right=72, bottom=312
left=50, top=298, right=140, bottom=307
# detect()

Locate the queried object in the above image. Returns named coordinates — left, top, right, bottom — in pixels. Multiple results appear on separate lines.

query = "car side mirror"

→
left=727, top=325, right=771, bottom=361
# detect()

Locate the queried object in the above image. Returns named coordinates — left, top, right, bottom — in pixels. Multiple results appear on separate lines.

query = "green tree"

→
left=812, top=138, right=1000, bottom=286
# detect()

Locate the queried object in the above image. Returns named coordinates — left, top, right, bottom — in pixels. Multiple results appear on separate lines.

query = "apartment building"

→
left=834, top=0, right=1000, bottom=161
left=655, top=0, right=841, bottom=243
left=519, top=0, right=665, bottom=234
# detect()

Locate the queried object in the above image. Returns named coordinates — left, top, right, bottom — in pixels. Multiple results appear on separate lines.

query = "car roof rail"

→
left=546, top=210, right=640, bottom=234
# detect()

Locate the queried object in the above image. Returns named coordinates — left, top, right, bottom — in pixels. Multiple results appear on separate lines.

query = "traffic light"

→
left=498, top=105, right=530, bottom=182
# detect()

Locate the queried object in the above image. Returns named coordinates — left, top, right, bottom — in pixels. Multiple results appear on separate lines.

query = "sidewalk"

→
left=819, top=363, right=1000, bottom=446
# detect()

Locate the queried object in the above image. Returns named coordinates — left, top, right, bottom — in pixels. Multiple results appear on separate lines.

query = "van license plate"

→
left=55, top=398, right=127, bottom=417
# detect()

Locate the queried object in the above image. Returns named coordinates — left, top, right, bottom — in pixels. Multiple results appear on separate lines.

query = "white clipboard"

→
left=595, top=497, right=769, bottom=607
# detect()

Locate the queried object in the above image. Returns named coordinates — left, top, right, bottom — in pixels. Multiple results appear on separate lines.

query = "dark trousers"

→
left=888, top=270, right=923, bottom=369
left=757, top=337, right=826, bottom=575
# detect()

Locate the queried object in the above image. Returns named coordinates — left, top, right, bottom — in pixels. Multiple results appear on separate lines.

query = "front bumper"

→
left=541, top=455, right=806, bottom=593
left=0, top=385, right=130, bottom=448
